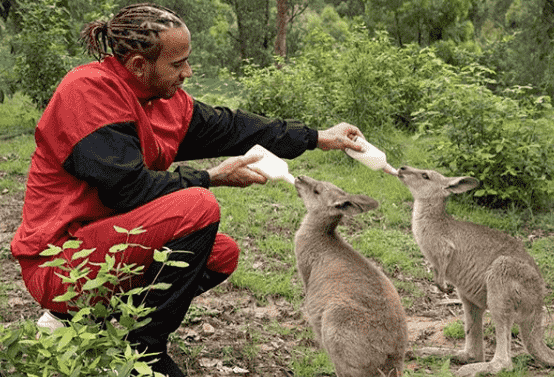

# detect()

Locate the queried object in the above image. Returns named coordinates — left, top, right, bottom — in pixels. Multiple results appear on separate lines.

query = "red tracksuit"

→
left=11, top=56, right=318, bottom=314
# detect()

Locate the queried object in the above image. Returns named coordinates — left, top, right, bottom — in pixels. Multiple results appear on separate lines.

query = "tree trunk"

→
left=274, top=0, right=288, bottom=58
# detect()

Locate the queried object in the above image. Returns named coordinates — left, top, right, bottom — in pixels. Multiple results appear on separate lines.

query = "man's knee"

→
left=207, top=234, right=240, bottom=275
left=169, top=188, right=221, bottom=235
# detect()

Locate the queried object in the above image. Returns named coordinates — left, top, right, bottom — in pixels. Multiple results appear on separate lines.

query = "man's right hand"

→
left=207, top=154, right=267, bottom=187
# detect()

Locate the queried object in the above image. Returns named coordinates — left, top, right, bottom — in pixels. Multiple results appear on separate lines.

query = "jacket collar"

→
left=102, top=56, right=158, bottom=105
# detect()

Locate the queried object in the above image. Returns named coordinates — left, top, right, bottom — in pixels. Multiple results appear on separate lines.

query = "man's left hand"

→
left=317, top=122, right=365, bottom=151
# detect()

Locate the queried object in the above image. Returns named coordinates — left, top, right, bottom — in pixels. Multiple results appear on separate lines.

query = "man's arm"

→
left=63, top=122, right=210, bottom=212
left=175, top=101, right=319, bottom=161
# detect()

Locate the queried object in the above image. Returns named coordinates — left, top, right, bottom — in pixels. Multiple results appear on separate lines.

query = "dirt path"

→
left=0, top=186, right=550, bottom=376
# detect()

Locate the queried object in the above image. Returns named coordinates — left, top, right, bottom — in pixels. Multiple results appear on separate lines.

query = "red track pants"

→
left=22, top=188, right=240, bottom=313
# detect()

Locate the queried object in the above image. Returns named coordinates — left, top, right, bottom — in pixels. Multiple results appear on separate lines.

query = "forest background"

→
left=2, top=0, right=554, bottom=211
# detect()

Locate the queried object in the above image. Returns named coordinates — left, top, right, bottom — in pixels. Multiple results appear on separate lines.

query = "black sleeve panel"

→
left=175, top=100, right=319, bottom=161
left=63, top=122, right=210, bottom=212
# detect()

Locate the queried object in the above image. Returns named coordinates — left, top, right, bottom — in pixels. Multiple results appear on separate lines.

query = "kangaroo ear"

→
left=333, top=194, right=379, bottom=215
left=446, top=177, right=479, bottom=194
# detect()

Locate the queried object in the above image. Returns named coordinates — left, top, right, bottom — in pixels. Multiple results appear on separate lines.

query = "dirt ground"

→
left=1, top=182, right=553, bottom=376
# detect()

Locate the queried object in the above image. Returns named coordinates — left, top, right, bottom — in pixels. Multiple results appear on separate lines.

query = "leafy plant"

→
left=443, top=320, right=464, bottom=339
left=11, top=0, right=81, bottom=108
left=417, top=77, right=554, bottom=210
left=0, top=226, right=187, bottom=376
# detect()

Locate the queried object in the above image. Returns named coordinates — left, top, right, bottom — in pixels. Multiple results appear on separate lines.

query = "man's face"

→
left=144, top=26, right=192, bottom=99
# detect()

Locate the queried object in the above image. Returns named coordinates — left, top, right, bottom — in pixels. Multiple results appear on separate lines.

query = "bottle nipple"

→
left=283, top=173, right=296, bottom=185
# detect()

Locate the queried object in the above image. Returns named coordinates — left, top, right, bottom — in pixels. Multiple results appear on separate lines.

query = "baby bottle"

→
left=345, top=136, right=398, bottom=176
left=245, top=144, right=296, bottom=185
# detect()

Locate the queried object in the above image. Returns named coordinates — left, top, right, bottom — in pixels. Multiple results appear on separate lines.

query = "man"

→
left=11, top=3, right=364, bottom=375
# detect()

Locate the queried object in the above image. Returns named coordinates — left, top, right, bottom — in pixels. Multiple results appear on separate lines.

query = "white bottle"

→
left=345, top=136, right=398, bottom=176
left=245, top=144, right=296, bottom=185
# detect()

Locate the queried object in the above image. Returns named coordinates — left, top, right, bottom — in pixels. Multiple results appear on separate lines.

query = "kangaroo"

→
left=294, top=175, right=408, bottom=377
left=398, top=166, right=554, bottom=376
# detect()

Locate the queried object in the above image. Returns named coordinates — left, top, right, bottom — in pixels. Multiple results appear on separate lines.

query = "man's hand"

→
left=317, top=122, right=365, bottom=151
left=208, top=154, right=267, bottom=187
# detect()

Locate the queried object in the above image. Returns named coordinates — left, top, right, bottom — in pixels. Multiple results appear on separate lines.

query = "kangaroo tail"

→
left=521, top=310, right=554, bottom=366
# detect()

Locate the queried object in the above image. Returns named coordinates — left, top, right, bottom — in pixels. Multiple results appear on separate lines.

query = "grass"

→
left=4, top=78, right=554, bottom=376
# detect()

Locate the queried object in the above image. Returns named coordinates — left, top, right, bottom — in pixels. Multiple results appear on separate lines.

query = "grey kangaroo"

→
left=294, top=175, right=408, bottom=377
left=398, top=166, right=554, bottom=376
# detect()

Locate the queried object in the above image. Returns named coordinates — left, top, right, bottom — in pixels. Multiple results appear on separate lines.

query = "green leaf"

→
left=92, top=302, right=109, bottom=318
left=104, top=254, right=116, bottom=271
left=134, top=362, right=153, bottom=375
left=71, top=248, right=96, bottom=260
left=129, top=226, right=147, bottom=235
left=40, top=258, right=66, bottom=268
left=69, top=366, right=82, bottom=377
left=56, top=327, right=76, bottom=351
left=110, top=244, right=128, bottom=253
left=474, top=189, right=486, bottom=197
left=62, top=240, right=83, bottom=249
left=40, top=244, right=63, bottom=256
left=153, top=249, right=169, bottom=263
left=149, top=282, right=172, bottom=291
left=53, top=289, right=79, bottom=302
left=71, top=307, right=91, bottom=323
left=37, top=348, right=52, bottom=358
left=113, top=225, right=129, bottom=234
left=82, top=277, right=107, bottom=291
left=166, top=260, right=189, bottom=268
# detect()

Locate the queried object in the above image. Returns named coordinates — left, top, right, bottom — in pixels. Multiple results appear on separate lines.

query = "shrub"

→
left=0, top=226, right=185, bottom=376
left=240, top=29, right=342, bottom=131
left=443, top=320, right=465, bottom=340
left=241, top=27, right=554, bottom=209
left=11, top=0, right=80, bottom=108
left=415, top=73, right=554, bottom=210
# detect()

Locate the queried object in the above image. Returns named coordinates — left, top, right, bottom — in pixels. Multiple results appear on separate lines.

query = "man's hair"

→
left=80, top=3, right=185, bottom=62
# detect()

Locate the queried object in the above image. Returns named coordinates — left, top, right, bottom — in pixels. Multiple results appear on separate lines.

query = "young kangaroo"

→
left=398, top=166, right=554, bottom=376
left=294, top=175, right=408, bottom=377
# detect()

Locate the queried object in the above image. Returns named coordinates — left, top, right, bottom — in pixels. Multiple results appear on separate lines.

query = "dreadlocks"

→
left=80, top=3, right=185, bottom=62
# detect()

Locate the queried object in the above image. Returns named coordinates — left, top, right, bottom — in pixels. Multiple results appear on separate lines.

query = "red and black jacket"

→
left=11, top=56, right=318, bottom=298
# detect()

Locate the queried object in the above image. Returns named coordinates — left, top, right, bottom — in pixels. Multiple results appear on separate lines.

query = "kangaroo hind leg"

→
left=457, top=256, right=536, bottom=376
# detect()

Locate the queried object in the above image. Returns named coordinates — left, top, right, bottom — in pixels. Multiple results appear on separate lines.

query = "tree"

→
left=0, top=0, right=11, bottom=21
left=365, top=0, right=473, bottom=46
left=275, top=0, right=288, bottom=57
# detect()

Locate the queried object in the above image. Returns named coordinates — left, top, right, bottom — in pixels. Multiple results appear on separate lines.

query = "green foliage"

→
left=415, top=69, right=554, bottom=210
left=0, top=226, right=183, bottom=376
left=443, top=320, right=465, bottom=339
left=11, top=0, right=82, bottom=108
left=365, top=0, right=473, bottom=47
left=0, top=92, right=40, bottom=138
left=242, top=26, right=554, bottom=209
left=528, top=237, right=554, bottom=304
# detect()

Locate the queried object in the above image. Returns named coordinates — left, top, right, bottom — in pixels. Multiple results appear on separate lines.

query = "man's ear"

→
left=124, top=54, right=150, bottom=78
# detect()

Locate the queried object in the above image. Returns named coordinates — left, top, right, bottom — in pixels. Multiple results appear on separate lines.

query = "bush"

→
left=415, top=72, right=554, bottom=210
left=11, top=0, right=80, bottom=108
left=240, top=29, right=342, bottom=131
left=241, top=27, right=554, bottom=209
left=0, top=226, right=185, bottom=376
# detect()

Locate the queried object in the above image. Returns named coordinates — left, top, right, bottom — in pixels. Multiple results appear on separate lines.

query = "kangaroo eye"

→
left=313, top=189, right=320, bottom=195
left=422, top=173, right=430, bottom=180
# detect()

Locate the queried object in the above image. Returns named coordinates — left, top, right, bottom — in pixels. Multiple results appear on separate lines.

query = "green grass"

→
left=0, top=92, right=40, bottom=138
left=183, top=75, right=246, bottom=109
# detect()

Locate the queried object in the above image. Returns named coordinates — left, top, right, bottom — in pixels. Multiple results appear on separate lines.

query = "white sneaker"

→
left=36, top=311, right=65, bottom=338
